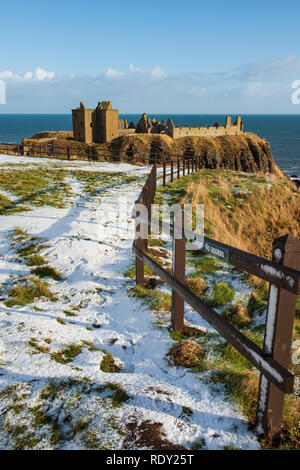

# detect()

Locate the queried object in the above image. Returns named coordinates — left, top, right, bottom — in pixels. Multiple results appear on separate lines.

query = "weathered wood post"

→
left=183, top=157, right=186, bottom=176
left=188, top=157, right=190, bottom=175
left=67, top=147, right=70, bottom=161
left=171, top=207, right=186, bottom=331
left=256, top=234, right=300, bottom=437
left=177, top=157, right=180, bottom=179
left=171, top=160, right=174, bottom=183
left=163, top=161, right=166, bottom=187
left=144, top=186, right=149, bottom=252
left=153, top=164, right=157, bottom=194
left=135, top=200, right=145, bottom=286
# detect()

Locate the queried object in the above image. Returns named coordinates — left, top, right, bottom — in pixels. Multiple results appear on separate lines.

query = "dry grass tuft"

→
left=222, top=301, right=252, bottom=328
left=167, top=341, right=205, bottom=368
left=185, top=277, right=208, bottom=296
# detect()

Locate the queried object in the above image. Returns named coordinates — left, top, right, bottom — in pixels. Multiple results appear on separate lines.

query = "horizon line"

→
left=0, top=112, right=300, bottom=116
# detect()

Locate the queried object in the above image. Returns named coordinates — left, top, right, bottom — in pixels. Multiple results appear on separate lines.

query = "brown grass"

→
left=167, top=341, right=205, bottom=368
left=125, top=419, right=186, bottom=450
left=183, top=172, right=299, bottom=258
left=222, top=301, right=252, bottom=328
left=185, top=277, right=208, bottom=296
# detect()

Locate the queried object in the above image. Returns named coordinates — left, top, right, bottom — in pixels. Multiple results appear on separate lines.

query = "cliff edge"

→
left=23, top=131, right=277, bottom=174
left=110, top=132, right=276, bottom=173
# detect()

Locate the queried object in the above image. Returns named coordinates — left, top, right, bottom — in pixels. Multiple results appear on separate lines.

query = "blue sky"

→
left=1, top=0, right=300, bottom=113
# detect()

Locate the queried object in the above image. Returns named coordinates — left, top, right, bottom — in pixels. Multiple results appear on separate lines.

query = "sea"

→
left=0, top=114, right=299, bottom=177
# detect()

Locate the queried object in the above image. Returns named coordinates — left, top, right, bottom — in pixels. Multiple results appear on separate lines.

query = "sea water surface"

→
left=0, top=114, right=299, bottom=176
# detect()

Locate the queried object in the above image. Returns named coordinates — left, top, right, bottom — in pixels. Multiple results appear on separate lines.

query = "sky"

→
left=1, top=0, right=300, bottom=114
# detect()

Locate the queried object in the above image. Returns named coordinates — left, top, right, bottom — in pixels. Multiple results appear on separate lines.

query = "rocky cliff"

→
left=22, top=131, right=277, bottom=174
left=110, top=132, right=276, bottom=173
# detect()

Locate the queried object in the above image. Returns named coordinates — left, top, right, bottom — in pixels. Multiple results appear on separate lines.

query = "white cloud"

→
left=238, top=54, right=300, bottom=82
left=24, top=72, right=33, bottom=80
left=34, top=67, right=55, bottom=80
left=105, top=67, right=124, bottom=79
left=1, top=56, right=300, bottom=113
left=0, top=67, right=55, bottom=81
left=0, top=71, right=14, bottom=80
left=129, top=64, right=167, bottom=79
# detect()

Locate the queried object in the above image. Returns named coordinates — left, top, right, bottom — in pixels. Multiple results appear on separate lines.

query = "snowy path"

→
left=0, top=156, right=260, bottom=450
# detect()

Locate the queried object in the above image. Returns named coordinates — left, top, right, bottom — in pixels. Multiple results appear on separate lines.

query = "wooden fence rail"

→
left=0, top=142, right=211, bottom=167
left=133, top=161, right=300, bottom=439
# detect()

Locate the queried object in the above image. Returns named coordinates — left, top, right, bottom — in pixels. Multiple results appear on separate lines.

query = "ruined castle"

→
left=72, top=101, right=244, bottom=143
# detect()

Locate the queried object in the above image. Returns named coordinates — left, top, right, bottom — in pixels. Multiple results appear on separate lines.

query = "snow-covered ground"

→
left=0, top=155, right=260, bottom=450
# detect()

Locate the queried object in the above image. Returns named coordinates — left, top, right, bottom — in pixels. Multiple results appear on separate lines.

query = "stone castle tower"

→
left=72, top=100, right=244, bottom=143
left=72, top=101, right=119, bottom=144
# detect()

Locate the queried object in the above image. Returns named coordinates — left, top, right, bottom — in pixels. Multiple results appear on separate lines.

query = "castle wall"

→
left=168, top=116, right=244, bottom=140
left=118, top=128, right=136, bottom=137
left=72, top=103, right=243, bottom=144
left=103, top=109, right=119, bottom=142
left=72, top=108, right=93, bottom=143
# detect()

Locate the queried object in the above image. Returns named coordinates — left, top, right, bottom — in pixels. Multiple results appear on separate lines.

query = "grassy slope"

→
left=134, top=168, right=299, bottom=449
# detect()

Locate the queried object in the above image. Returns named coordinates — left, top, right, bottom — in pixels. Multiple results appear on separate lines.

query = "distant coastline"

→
left=0, top=114, right=299, bottom=176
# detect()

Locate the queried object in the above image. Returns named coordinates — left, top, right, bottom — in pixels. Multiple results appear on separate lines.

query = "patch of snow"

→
left=264, top=285, right=278, bottom=354
left=0, top=156, right=260, bottom=450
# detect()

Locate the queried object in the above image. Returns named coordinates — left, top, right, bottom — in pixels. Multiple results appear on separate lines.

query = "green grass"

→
left=123, top=263, right=155, bottom=279
left=0, top=168, right=71, bottom=209
left=188, top=253, right=222, bottom=274
left=203, top=282, right=235, bottom=308
left=169, top=328, right=205, bottom=342
left=26, top=255, right=47, bottom=266
left=106, top=383, right=130, bottom=408
left=247, top=292, right=267, bottom=316
left=63, top=310, right=77, bottom=317
left=17, top=244, right=40, bottom=257
left=5, top=276, right=54, bottom=307
left=51, top=344, right=83, bottom=364
left=100, top=353, right=120, bottom=373
left=0, top=193, right=13, bottom=214
left=130, top=285, right=172, bottom=312
left=29, top=338, right=49, bottom=354
left=31, top=265, right=62, bottom=281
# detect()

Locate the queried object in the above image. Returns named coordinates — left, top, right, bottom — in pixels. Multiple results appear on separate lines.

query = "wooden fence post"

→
left=171, top=208, right=186, bottom=331
left=135, top=202, right=145, bottom=286
left=144, top=186, right=149, bottom=252
left=171, top=160, right=174, bottom=183
left=153, top=164, right=157, bottom=194
left=256, top=235, right=300, bottom=437
left=177, top=157, right=180, bottom=179
left=163, top=161, right=166, bottom=187
left=183, top=157, right=185, bottom=176
left=188, top=157, right=190, bottom=175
